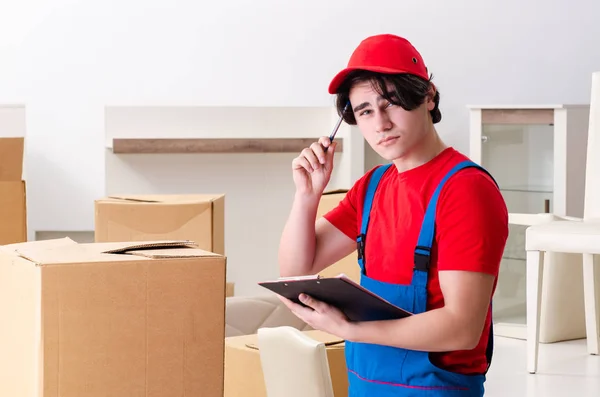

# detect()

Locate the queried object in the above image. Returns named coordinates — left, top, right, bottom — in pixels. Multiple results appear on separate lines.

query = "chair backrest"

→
left=257, top=326, right=335, bottom=397
left=225, top=295, right=312, bottom=337
left=584, top=71, right=600, bottom=220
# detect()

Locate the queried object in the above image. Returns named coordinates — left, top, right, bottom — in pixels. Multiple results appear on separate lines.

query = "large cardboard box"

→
left=317, top=189, right=360, bottom=283
left=0, top=238, right=226, bottom=397
left=94, top=194, right=235, bottom=296
left=0, top=137, right=27, bottom=244
left=224, top=330, right=348, bottom=397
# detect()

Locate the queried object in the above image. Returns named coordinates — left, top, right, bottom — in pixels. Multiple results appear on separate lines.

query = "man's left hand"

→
left=278, top=294, right=353, bottom=340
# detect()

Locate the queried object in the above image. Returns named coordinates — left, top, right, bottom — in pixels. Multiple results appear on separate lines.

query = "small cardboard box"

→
left=317, top=189, right=360, bottom=283
left=94, top=194, right=234, bottom=295
left=95, top=194, right=225, bottom=254
left=0, top=238, right=226, bottom=397
left=0, top=137, right=27, bottom=244
left=224, top=330, right=348, bottom=397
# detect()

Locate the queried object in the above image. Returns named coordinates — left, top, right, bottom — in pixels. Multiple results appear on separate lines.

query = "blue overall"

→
left=345, top=160, right=495, bottom=397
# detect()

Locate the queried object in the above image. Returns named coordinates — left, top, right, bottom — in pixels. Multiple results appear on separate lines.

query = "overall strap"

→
left=357, top=163, right=393, bottom=273
left=412, top=159, right=498, bottom=375
left=413, top=160, right=494, bottom=272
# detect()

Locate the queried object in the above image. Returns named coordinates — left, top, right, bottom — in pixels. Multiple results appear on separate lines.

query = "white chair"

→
left=257, top=326, right=335, bottom=397
left=525, top=71, right=600, bottom=374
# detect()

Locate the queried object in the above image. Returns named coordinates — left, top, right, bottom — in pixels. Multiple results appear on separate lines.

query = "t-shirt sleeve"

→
left=322, top=185, right=359, bottom=240
left=435, top=170, right=509, bottom=276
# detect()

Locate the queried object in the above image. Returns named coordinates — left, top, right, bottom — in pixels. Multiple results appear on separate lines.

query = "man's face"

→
left=348, top=80, right=435, bottom=162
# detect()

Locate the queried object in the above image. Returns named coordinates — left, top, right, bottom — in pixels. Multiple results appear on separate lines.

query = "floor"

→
left=485, top=336, right=599, bottom=396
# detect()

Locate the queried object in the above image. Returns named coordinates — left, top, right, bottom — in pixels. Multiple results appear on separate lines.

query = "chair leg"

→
left=582, top=254, right=599, bottom=355
left=527, top=250, right=544, bottom=374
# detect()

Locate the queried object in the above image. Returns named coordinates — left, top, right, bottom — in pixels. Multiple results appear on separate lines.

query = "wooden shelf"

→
left=111, top=138, right=344, bottom=154
left=481, top=109, right=554, bottom=125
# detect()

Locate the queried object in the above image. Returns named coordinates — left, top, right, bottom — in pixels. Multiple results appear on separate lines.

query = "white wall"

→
left=0, top=0, right=599, bottom=292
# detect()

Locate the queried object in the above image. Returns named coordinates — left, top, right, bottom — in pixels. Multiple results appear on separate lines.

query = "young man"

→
left=278, top=34, right=508, bottom=396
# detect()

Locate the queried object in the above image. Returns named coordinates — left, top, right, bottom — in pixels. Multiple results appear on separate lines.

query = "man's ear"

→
left=426, top=83, right=437, bottom=111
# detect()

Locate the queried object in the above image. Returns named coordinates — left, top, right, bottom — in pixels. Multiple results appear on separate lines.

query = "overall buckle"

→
left=414, top=245, right=431, bottom=271
left=356, top=233, right=366, bottom=260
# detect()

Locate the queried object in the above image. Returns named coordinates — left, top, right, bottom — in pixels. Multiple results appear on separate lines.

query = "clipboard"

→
left=258, top=273, right=412, bottom=322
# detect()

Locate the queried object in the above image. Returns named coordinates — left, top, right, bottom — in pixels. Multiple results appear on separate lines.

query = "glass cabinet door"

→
left=480, top=122, right=554, bottom=333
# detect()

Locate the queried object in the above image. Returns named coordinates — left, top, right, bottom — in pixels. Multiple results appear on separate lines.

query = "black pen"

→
left=325, top=101, right=350, bottom=151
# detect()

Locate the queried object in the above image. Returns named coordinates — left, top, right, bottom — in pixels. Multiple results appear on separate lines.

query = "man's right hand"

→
left=292, top=136, right=338, bottom=197
left=280, top=135, right=355, bottom=278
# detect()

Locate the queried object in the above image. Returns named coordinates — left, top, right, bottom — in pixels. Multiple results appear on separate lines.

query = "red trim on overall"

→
left=348, top=370, right=470, bottom=391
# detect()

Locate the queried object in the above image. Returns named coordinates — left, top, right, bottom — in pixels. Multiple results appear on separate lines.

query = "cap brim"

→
left=327, top=65, right=413, bottom=94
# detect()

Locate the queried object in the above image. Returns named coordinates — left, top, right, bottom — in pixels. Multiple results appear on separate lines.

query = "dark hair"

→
left=334, top=70, right=441, bottom=125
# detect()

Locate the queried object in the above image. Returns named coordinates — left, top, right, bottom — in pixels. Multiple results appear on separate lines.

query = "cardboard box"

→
left=224, top=330, right=348, bottom=397
left=0, top=137, right=27, bottom=244
left=95, top=194, right=234, bottom=295
left=317, top=189, right=360, bottom=283
left=95, top=194, right=225, bottom=254
left=0, top=238, right=226, bottom=397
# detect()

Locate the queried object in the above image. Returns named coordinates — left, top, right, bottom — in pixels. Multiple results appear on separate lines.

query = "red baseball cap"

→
left=328, top=34, right=429, bottom=94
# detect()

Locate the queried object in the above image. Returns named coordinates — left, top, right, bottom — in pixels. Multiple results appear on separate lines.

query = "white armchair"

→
left=525, top=71, right=600, bottom=374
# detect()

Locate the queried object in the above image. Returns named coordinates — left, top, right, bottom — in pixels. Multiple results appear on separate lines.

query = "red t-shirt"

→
left=323, top=147, right=508, bottom=375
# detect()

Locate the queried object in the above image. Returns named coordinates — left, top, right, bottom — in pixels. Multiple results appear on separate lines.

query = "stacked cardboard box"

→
left=0, top=137, right=27, bottom=244
left=0, top=148, right=355, bottom=396
left=94, top=194, right=235, bottom=296
left=0, top=238, right=226, bottom=397
left=316, top=189, right=361, bottom=283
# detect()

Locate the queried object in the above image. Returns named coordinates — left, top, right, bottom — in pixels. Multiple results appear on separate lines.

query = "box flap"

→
left=125, top=247, right=221, bottom=259
left=1, top=237, right=77, bottom=253
left=107, top=195, right=161, bottom=203
left=8, top=239, right=218, bottom=265
left=98, top=240, right=199, bottom=254
left=322, top=189, right=349, bottom=195
left=101, top=194, right=224, bottom=204
left=2, top=237, right=79, bottom=264
left=0, top=137, right=24, bottom=181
